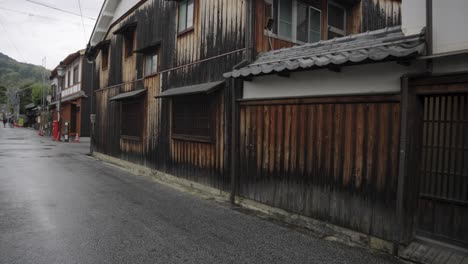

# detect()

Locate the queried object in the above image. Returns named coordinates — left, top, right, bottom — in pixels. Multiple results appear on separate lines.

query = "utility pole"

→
left=41, top=57, right=47, bottom=133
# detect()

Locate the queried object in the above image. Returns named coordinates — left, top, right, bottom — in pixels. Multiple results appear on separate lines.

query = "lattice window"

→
left=172, top=95, right=213, bottom=142
left=121, top=100, right=143, bottom=139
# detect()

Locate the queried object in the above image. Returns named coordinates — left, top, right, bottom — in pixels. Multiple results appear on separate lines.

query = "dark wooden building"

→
left=86, top=0, right=468, bottom=258
left=87, top=0, right=247, bottom=191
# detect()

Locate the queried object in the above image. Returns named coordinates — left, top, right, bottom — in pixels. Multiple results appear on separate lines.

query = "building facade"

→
left=87, top=0, right=468, bottom=259
left=50, top=50, right=93, bottom=138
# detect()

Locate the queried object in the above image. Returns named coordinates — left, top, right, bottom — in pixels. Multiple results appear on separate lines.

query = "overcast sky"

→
left=0, top=0, right=104, bottom=69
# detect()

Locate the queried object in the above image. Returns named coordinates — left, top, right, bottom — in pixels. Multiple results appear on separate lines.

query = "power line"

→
left=0, top=14, right=27, bottom=63
left=0, top=7, right=94, bottom=26
left=77, top=0, right=87, bottom=44
left=24, top=0, right=96, bottom=21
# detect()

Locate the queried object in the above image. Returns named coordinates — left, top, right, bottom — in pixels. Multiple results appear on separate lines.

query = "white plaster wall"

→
left=64, top=57, right=82, bottom=89
left=401, top=0, right=426, bottom=36
left=433, top=0, right=468, bottom=54
left=243, top=62, right=426, bottom=99
left=111, top=0, right=141, bottom=24
left=402, top=0, right=468, bottom=54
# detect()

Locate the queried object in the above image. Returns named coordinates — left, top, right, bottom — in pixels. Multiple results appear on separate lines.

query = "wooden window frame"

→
left=120, top=99, right=144, bottom=139
left=144, top=50, right=159, bottom=77
left=171, top=95, right=215, bottom=143
left=73, top=65, right=79, bottom=85
left=67, top=71, right=72, bottom=88
left=177, top=0, right=195, bottom=35
left=264, top=2, right=273, bottom=28
left=268, top=0, right=323, bottom=44
left=123, top=30, right=135, bottom=59
left=296, top=2, right=321, bottom=43
left=101, top=46, right=109, bottom=70
left=327, top=1, right=346, bottom=38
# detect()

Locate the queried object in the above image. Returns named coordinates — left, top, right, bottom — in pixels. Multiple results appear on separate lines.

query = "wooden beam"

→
left=277, top=72, right=290, bottom=78
left=394, top=76, right=409, bottom=256
left=329, top=65, right=342, bottom=72
left=397, top=58, right=412, bottom=67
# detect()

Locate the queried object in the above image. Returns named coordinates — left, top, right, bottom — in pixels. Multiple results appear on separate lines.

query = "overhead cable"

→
left=24, top=0, right=96, bottom=20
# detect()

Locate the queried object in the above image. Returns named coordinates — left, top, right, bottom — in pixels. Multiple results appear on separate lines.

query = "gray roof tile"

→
left=224, top=26, right=425, bottom=78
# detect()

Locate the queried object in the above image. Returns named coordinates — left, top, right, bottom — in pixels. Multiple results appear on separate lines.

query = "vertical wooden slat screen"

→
left=238, top=96, right=401, bottom=241
left=417, top=94, right=468, bottom=245
left=420, top=94, right=468, bottom=202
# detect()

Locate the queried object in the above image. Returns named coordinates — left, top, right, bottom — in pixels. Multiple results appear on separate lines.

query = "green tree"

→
left=31, top=83, right=49, bottom=105
left=0, top=85, right=6, bottom=104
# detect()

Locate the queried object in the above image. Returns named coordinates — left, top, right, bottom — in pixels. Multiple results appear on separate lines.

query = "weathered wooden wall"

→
left=362, top=0, right=401, bottom=32
left=94, top=86, right=122, bottom=158
left=93, top=0, right=245, bottom=190
left=80, top=57, right=93, bottom=137
left=238, top=95, right=401, bottom=241
left=167, top=91, right=228, bottom=189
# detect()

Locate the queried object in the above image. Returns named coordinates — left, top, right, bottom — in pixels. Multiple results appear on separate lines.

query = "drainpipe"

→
left=393, top=76, right=410, bottom=256
left=425, top=0, right=433, bottom=72
left=89, top=59, right=95, bottom=155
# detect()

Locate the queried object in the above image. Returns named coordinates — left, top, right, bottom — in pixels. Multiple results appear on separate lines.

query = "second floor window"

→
left=124, top=31, right=135, bottom=58
left=144, top=50, right=158, bottom=77
left=297, top=3, right=321, bottom=43
left=68, top=71, right=71, bottom=87
left=101, top=46, right=109, bottom=70
left=178, top=0, right=194, bottom=33
left=328, top=2, right=346, bottom=39
left=73, top=66, right=79, bottom=84
left=271, top=0, right=322, bottom=44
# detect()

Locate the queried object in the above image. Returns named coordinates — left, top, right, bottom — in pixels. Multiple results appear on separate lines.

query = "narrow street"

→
left=0, top=126, right=403, bottom=264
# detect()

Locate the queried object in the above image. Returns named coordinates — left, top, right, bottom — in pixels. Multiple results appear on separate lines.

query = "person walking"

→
left=2, top=112, right=6, bottom=128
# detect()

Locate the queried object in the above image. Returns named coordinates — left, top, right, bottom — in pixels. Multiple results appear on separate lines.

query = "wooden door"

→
left=71, top=104, right=78, bottom=134
left=416, top=93, right=468, bottom=247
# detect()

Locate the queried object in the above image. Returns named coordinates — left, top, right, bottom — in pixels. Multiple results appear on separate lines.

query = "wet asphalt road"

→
left=0, top=126, right=404, bottom=264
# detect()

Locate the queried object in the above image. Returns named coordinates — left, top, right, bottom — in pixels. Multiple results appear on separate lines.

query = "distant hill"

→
left=0, top=52, right=50, bottom=111
left=0, top=52, right=50, bottom=90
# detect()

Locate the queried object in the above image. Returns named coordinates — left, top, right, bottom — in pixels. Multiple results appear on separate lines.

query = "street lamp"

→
left=56, top=65, right=65, bottom=141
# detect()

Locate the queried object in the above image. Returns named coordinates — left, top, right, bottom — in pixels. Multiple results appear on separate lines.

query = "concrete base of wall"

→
left=93, top=152, right=395, bottom=255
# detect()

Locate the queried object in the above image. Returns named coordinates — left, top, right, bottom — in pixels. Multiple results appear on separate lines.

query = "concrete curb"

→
left=93, top=152, right=395, bottom=255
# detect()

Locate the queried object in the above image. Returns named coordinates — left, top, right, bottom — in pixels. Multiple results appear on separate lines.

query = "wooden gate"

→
left=416, top=93, right=468, bottom=247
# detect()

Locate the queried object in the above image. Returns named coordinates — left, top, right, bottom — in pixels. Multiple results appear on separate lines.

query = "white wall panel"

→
left=243, top=62, right=425, bottom=99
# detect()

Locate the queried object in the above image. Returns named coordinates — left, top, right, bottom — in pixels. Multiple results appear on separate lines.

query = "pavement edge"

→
left=93, top=152, right=395, bottom=255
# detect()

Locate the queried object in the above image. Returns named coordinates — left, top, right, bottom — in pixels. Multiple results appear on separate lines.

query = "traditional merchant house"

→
left=50, top=50, right=93, bottom=138
left=87, top=0, right=468, bottom=260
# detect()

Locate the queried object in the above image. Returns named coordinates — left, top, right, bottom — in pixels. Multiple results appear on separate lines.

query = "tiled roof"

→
left=61, top=91, right=88, bottom=103
left=109, top=89, right=146, bottom=101
left=155, top=81, right=224, bottom=98
left=224, top=26, right=425, bottom=78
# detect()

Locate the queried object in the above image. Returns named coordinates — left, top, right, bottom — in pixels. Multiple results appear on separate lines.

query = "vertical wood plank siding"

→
left=239, top=96, right=401, bottom=241
left=93, top=0, right=245, bottom=190
left=362, top=0, right=401, bottom=32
